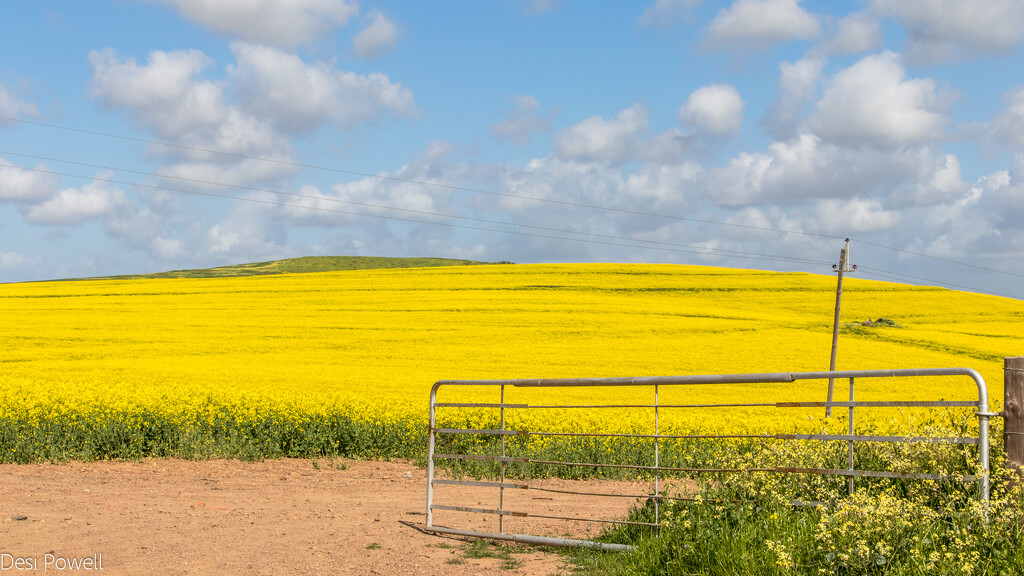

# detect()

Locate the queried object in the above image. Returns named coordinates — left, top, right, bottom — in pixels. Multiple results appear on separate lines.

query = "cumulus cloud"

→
left=0, top=251, right=27, bottom=270
left=810, top=197, right=902, bottom=233
left=0, top=160, right=185, bottom=262
left=988, top=87, right=1024, bottom=150
left=809, top=51, right=949, bottom=148
left=707, top=0, right=820, bottom=48
left=0, top=83, right=38, bottom=122
left=554, top=104, right=650, bottom=163
left=152, top=0, right=359, bottom=48
left=679, top=84, right=744, bottom=136
left=89, top=48, right=279, bottom=153
left=24, top=179, right=127, bottom=226
left=89, top=45, right=415, bottom=187
left=353, top=11, right=399, bottom=59
left=872, top=0, right=1024, bottom=63
left=821, top=12, right=883, bottom=55
left=490, top=95, right=553, bottom=145
left=702, top=133, right=949, bottom=207
left=553, top=104, right=691, bottom=164
left=762, top=55, right=825, bottom=140
left=637, top=0, right=704, bottom=28
left=231, top=42, right=415, bottom=132
left=277, top=141, right=461, bottom=229
left=207, top=191, right=294, bottom=259
left=0, top=159, right=60, bottom=201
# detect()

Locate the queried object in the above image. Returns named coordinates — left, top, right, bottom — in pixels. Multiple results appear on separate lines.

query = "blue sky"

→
left=1, top=0, right=1022, bottom=299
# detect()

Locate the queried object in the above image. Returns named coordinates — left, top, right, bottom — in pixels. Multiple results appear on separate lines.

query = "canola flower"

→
left=1, top=263, right=1021, bottom=463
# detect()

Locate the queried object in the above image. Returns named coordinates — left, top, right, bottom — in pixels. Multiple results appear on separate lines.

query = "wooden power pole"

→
left=826, top=239, right=855, bottom=417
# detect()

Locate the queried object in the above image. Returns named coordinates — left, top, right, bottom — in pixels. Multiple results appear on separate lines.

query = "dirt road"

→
left=0, top=459, right=647, bottom=575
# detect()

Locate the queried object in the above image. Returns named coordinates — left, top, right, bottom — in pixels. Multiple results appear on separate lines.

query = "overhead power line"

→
left=0, top=115, right=850, bottom=239
left=0, top=151, right=832, bottom=266
left=11, top=163, right=835, bottom=267
left=856, top=266, right=1019, bottom=300
left=1, top=116, right=1021, bottom=283
left=854, top=240, right=1023, bottom=280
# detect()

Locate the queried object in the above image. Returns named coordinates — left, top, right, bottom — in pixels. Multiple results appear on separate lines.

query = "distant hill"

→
left=90, top=256, right=502, bottom=279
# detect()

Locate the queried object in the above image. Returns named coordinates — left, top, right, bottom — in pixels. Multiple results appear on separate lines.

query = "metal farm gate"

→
left=424, top=368, right=994, bottom=551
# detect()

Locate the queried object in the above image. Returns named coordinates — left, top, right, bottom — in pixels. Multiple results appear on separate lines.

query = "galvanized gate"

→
left=424, top=368, right=993, bottom=551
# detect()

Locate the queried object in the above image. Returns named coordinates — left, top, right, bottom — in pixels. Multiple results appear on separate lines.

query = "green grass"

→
left=559, top=419, right=1024, bottom=576
left=455, top=539, right=524, bottom=571
left=81, top=255, right=501, bottom=280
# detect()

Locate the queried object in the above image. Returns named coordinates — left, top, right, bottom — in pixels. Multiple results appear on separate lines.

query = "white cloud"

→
left=809, top=51, right=949, bottom=148
left=679, top=84, right=744, bottom=136
left=152, top=0, right=359, bottom=48
left=490, top=95, right=552, bottom=145
left=0, top=251, right=27, bottom=269
left=89, top=48, right=276, bottom=150
left=24, top=180, right=127, bottom=226
left=810, top=198, right=902, bottom=233
left=90, top=45, right=415, bottom=188
left=1, top=157, right=189, bottom=263
left=353, top=11, right=398, bottom=60
left=0, top=83, right=38, bottom=121
left=637, top=0, right=704, bottom=28
left=0, top=159, right=60, bottom=201
left=230, top=42, right=416, bottom=133
left=554, top=104, right=650, bottom=163
left=278, top=141, right=462, bottom=229
left=552, top=104, right=692, bottom=164
left=988, top=87, right=1024, bottom=150
left=206, top=192, right=294, bottom=259
left=762, top=55, right=825, bottom=140
left=822, top=12, right=883, bottom=55
left=872, top=0, right=1024, bottom=63
left=702, top=133, right=950, bottom=207
left=89, top=47, right=291, bottom=187
left=707, top=0, right=820, bottom=48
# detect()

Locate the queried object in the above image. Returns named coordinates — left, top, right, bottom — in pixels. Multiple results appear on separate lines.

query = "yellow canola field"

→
left=1, top=263, right=1021, bottom=458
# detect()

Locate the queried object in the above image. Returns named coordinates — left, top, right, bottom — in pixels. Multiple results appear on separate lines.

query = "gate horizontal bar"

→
left=437, top=428, right=773, bottom=440
left=435, top=428, right=528, bottom=436
left=433, top=453, right=530, bottom=463
left=423, top=525, right=634, bottom=552
left=435, top=368, right=987, bottom=389
left=431, top=505, right=657, bottom=527
left=431, top=479, right=530, bottom=489
left=433, top=478, right=705, bottom=502
left=529, top=459, right=774, bottom=473
left=526, top=513, right=658, bottom=527
left=528, top=485, right=690, bottom=501
left=530, top=431, right=772, bottom=440
left=525, top=402, right=776, bottom=409
left=775, top=433, right=979, bottom=444
left=777, top=401, right=977, bottom=408
left=778, top=467, right=978, bottom=481
left=434, top=402, right=529, bottom=409
left=431, top=504, right=527, bottom=517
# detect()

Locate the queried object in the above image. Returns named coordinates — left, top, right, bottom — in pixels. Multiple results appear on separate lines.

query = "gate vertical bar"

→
left=500, top=384, right=506, bottom=534
left=427, top=385, right=438, bottom=528
left=848, top=377, right=855, bottom=495
left=654, top=384, right=660, bottom=524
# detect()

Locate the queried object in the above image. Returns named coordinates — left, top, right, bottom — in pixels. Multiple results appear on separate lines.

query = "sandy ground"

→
left=0, top=459, right=653, bottom=575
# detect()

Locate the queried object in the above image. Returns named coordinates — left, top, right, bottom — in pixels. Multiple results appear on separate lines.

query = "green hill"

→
left=90, top=255, right=501, bottom=279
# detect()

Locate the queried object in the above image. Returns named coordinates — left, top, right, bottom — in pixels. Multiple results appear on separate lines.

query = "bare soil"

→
left=0, top=459, right=652, bottom=575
